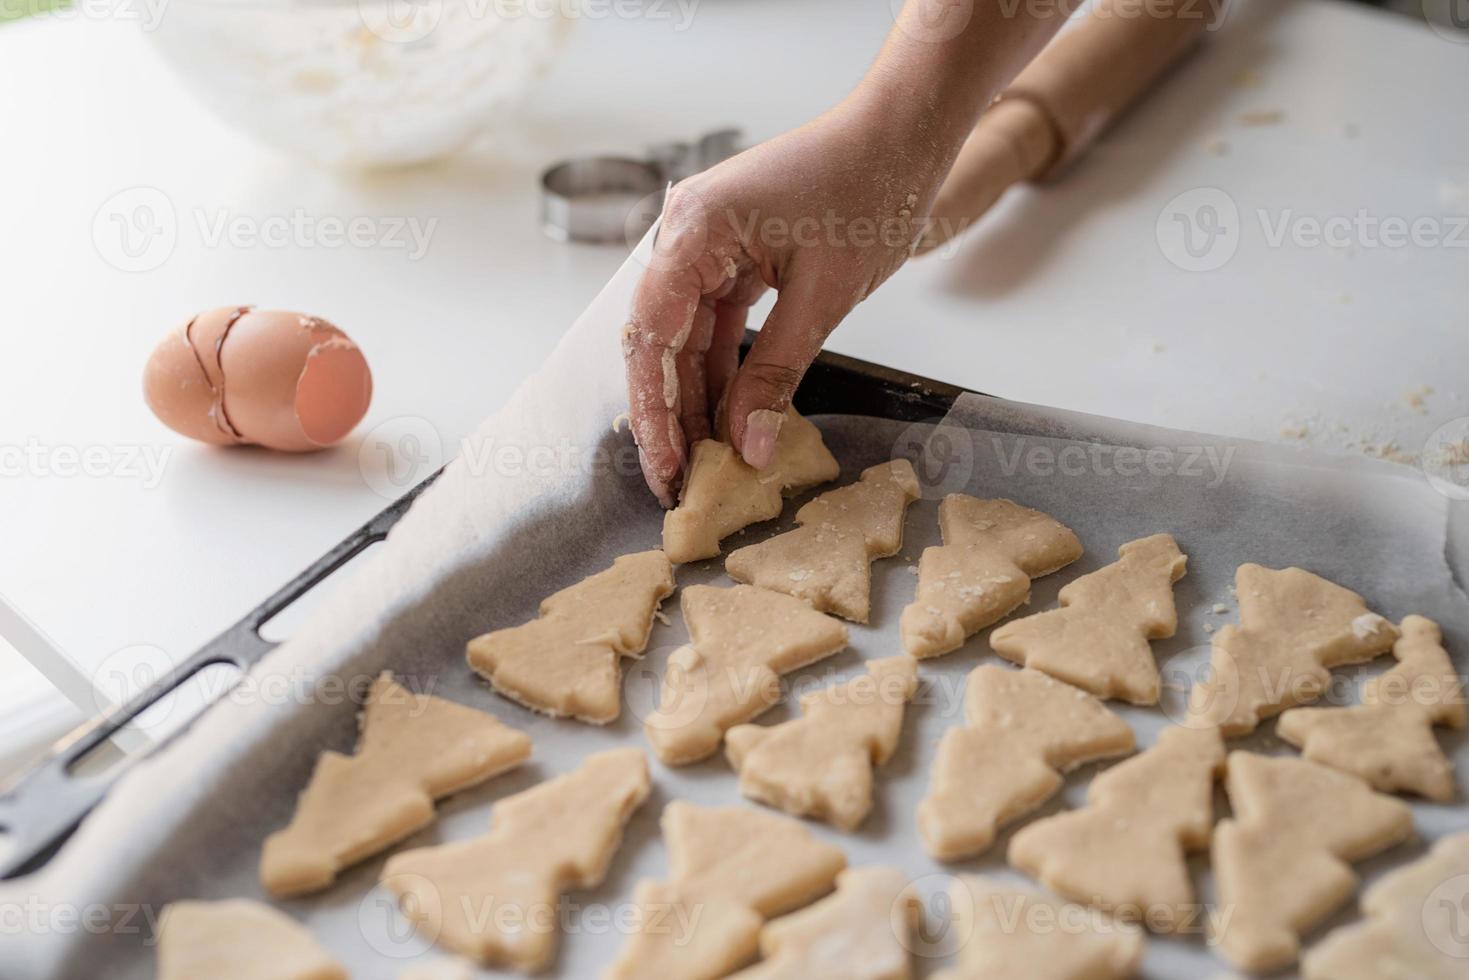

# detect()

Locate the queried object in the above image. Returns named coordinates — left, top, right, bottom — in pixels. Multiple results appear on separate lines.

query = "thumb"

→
left=725, top=276, right=851, bottom=468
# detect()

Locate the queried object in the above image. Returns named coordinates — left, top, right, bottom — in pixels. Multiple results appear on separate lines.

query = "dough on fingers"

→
left=1278, top=614, right=1465, bottom=800
left=645, top=584, right=849, bottom=766
left=260, top=673, right=531, bottom=898
left=606, top=802, right=847, bottom=980
left=1304, top=831, right=1469, bottom=979
left=726, top=656, right=918, bottom=831
left=1211, top=751, right=1414, bottom=973
left=917, top=665, right=1134, bottom=862
left=901, top=496, right=1083, bottom=659
left=663, top=410, right=839, bottom=564
left=156, top=899, right=346, bottom=980
left=1186, top=564, right=1399, bottom=735
left=466, top=550, right=675, bottom=724
left=727, top=866, right=920, bottom=980
left=381, top=748, right=650, bottom=973
left=726, top=460, right=921, bottom=622
left=1008, top=725, right=1224, bottom=930
left=989, top=533, right=1187, bottom=704
left=932, top=876, right=1144, bottom=980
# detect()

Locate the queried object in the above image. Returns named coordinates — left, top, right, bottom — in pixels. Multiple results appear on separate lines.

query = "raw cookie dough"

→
left=1008, top=725, right=1224, bottom=931
left=932, top=876, right=1145, bottom=980
left=1185, top=564, right=1399, bottom=735
left=1211, top=751, right=1414, bottom=973
left=726, top=656, right=918, bottom=831
left=726, top=460, right=921, bottom=622
left=381, top=748, right=650, bottom=973
left=260, top=673, right=531, bottom=898
left=663, top=410, right=840, bottom=564
left=645, top=584, right=850, bottom=766
left=1303, top=831, right=1469, bottom=979
left=156, top=899, right=346, bottom=980
left=606, top=801, right=847, bottom=980
left=397, top=959, right=474, bottom=980
left=466, top=550, right=675, bottom=724
left=917, top=665, right=1134, bottom=861
left=901, top=496, right=1083, bottom=659
left=1278, top=614, right=1466, bottom=800
left=727, top=866, right=921, bottom=980
left=989, top=533, right=1188, bottom=704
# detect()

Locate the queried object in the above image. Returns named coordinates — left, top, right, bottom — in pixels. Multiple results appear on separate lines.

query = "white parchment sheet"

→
left=3, top=231, right=1466, bottom=978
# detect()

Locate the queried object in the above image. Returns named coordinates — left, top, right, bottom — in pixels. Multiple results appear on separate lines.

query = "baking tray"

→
left=0, top=336, right=969, bottom=882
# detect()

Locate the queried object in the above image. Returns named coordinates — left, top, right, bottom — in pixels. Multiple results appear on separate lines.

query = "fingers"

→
left=705, top=275, right=766, bottom=423
left=675, top=303, right=717, bottom=445
left=725, top=274, right=852, bottom=468
left=623, top=265, right=702, bottom=506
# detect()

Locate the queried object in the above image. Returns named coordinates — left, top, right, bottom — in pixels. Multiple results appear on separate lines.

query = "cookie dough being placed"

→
left=260, top=673, right=531, bottom=898
left=901, top=496, right=1083, bottom=659
left=1186, top=564, right=1399, bottom=735
left=466, top=550, right=675, bottom=724
left=931, top=876, right=1145, bottom=980
left=382, top=748, right=650, bottom=973
left=663, top=410, right=840, bottom=564
left=156, top=899, right=346, bottom=980
left=726, top=460, right=921, bottom=622
left=1211, top=751, right=1414, bottom=973
left=1278, top=614, right=1466, bottom=800
left=918, top=666, right=1134, bottom=862
left=726, top=656, right=918, bottom=831
left=645, top=584, right=850, bottom=766
left=607, top=801, right=847, bottom=980
left=989, top=533, right=1187, bottom=704
left=728, top=866, right=921, bottom=980
left=1008, top=726, right=1225, bottom=930
left=1304, top=831, right=1469, bottom=979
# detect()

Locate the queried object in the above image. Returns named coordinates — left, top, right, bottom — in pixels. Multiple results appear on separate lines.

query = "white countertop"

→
left=1, top=0, right=1466, bottom=724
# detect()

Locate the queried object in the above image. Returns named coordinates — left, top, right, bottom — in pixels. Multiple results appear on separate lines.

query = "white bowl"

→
left=149, top=0, right=571, bottom=168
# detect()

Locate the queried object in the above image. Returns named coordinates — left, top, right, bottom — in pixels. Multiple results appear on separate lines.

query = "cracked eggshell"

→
left=143, top=307, right=372, bottom=452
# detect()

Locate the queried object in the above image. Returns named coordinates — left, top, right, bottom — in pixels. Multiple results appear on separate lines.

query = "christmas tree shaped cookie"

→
left=918, top=665, right=1134, bottom=861
left=728, top=866, right=920, bottom=980
left=157, top=900, right=346, bottom=980
left=381, top=748, right=650, bottom=973
left=726, top=656, right=918, bottom=831
left=260, top=674, right=531, bottom=898
left=645, top=584, right=849, bottom=766
left=663, top=410, right=840, bottom=564
left=607, top=802, right=847, bottom=980
left=901, top=496, right=1083, bottom=659
left=1008, top=725, right=1224, bottom=929
left=1279, top=614, right=1465, bottom=800
left=466, top=550, right=675, bottom=724
left=932, top=877, right=1144, bottom=980
left=1186, top=564, right=1399, bottom=735
left=1304, top=831, right=1469, bottom=979
left=1211, top=751, right=1413, bottom=972
left=990, top=533, right=1188, bottom=704
left=726, top=459, right=921, bottom=622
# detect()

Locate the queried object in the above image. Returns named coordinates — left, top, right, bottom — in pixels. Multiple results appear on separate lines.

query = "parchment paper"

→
left=4, top=230, right=1466, bottom=978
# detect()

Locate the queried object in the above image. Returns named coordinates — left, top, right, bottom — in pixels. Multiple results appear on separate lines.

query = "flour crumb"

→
left=1402, top=385, right=1434, bottom=415
left=611, top=412, right=630, bottom=434
left=1280, top=424, right=1309, bottom=441
left=1213, top=603, right=1229, bottom=615
left=1236, top=109, right=1285, bottom=127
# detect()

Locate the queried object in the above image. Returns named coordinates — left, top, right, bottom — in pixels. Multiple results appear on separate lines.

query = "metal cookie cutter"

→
left=540, top=129, right=743, bottom=244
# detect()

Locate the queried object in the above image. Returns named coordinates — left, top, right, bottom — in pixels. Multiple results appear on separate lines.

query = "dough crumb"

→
left=1401, top=385, right=1434, bottom=414
left=1213, top=603, right=1230, bottom=614
left=611, top=412, right=630, bottom=434
left=1280, top=424, right=1309, bottom=441
left=1236, top=109, right=1285, bottom=127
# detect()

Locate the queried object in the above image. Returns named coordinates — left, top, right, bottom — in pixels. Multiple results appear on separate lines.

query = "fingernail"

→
left=742, top=409, right=783, bottom=469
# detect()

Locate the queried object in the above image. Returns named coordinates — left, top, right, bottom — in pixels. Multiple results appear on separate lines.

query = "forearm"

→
left=853, top=0, right=1078, bottom=171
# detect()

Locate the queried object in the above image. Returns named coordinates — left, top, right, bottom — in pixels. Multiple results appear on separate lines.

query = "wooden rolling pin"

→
left=919, top=0, right=1228, bottom=254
